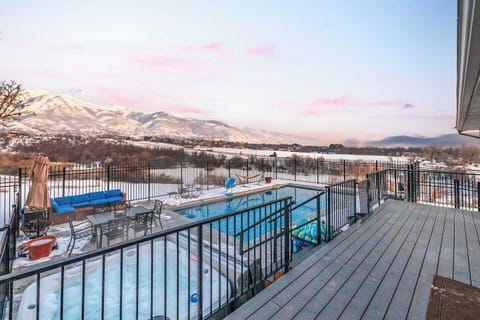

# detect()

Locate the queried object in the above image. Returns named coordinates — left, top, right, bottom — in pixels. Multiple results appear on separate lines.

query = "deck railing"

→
left=366, top=167, right=480, bottom=211
left=0, top=197, right=294, bottom=319
left=325, top=179, right=357, bottom=240
left=0, top=158, right=410, bottom=227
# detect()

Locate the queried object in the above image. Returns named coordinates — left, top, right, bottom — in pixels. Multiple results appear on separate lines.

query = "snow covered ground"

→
left=193, top=146, right=412, bottom=161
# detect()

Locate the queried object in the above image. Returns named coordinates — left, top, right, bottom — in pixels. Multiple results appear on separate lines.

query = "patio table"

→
left=87, top=206, right=153, bottom=245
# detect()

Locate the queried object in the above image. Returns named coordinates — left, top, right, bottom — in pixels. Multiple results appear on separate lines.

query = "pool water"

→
left=18, top=240, right=231, bottom=320
left=176, top=186, right=324, bottom=241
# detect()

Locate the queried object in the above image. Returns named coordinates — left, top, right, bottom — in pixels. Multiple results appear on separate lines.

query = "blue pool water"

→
left=176, top=186, right=324, bottom=241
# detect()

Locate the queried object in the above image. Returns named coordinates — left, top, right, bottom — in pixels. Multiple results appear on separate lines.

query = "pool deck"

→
left=226, top=200, right=480, bottom=319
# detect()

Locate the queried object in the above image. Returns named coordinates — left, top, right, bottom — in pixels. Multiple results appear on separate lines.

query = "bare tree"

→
left=460, top=145, right=480, bottom=164
left=0, top=80, right=26, bottom=126
left=425, top=145, right=440, bottom=162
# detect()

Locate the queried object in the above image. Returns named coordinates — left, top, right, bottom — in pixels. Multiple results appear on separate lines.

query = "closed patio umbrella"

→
left=25, top=155, right=51, bottom=210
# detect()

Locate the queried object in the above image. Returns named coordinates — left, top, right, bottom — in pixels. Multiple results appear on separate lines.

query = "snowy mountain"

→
left=5, top=90, right=310, bottom=144
left=366, top=134, right=478, bottom=147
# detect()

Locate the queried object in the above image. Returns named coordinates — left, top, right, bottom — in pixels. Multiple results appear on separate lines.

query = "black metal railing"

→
left=325, top=179, right=357, bottom=241
left=0, top=197, right=293, bottom=319
left=289, top=191, right=326, bottom=250
left=0, top=158, right=410, bottom=228
left=0, top=195, right=19, bottom=320
left=366, top=167, right=480, bottom=212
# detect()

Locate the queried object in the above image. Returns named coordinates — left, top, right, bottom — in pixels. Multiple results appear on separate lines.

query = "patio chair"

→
left=66, top=217, right=95, bottom=256
left=152, top=200, right=164, bottom=229
left=129, top=211, right=153, bottom=237
left=99, top=216, right=130, bottom=247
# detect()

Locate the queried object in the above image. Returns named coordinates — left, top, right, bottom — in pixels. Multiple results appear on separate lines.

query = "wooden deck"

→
left=226, top=200, right=480, bottom=320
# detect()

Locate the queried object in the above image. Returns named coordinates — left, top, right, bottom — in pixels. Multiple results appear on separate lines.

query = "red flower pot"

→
left=24, top=235, right=56, bottom=260
left=265, top=177, right=272, bottom=183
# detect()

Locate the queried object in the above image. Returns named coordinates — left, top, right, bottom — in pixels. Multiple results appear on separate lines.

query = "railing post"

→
left=394, top=169, right=398, bottom=199
left=180, top=162, right=183, bottom=191
left=366, top=178, right=371, bottom=215
left=343, top=159, right=346, bottom=181
left=326, top=186, right=332, bottom=241
left=294, top=158, right=297, bottom=181
left=62, top=167, right=66, bottom=197
left=353, top=180, right=357, bottom=222
left=106, top=165, right=110, bottom=191
left=275, top=156, right=278, bottom=180
left=147, top=163, right=151, bottom=201
left=477, top=182, right=480, bottom=212
left=246, top=158, right=249, bottom=179
left=454, top=179, right=460, bottom=209
left=206, top=161, right=209, bottom=191
left=17, top=168, right=22, bottom=214
left=197, top=225, right=203, bottom=319
left=284, top=199, right=290, bottom=273
left=316, top=195, right=321, bottom=243
left=377, top=172, right=381, bottom=205
left=316, top=158, right=319, bottom=184
left=375, top=160, right=378, bottom=171
left=228, top=160, right=231, bottom=178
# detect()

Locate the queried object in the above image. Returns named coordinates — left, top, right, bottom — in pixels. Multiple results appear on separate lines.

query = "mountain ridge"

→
left=365, top=134, right=477, bottom=147
left=3, top=90, right=313, bottom=144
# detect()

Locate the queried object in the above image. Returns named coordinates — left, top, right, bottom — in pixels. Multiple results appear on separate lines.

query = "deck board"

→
left=226, top=201, right=480, bottom=320
left=465, top=211, right=480, bottom=287
left=407, top=207, right=447, bottom=320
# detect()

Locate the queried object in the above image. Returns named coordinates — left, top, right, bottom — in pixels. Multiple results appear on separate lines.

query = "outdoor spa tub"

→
left=17, top=239, right=231, bottom=319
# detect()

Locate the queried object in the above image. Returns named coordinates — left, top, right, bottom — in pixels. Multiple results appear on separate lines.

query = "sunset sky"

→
left=0, top=0, right=456, bottom=143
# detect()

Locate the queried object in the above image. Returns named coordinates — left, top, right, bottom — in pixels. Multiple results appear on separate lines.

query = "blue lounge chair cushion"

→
left=71, top=194, right=89, bottom=204
left=55, top=196, right=72, bottom=206
left=105, top=189, right=122, bottom=198
left=106, top=196, right=124, bottom=203
left=90, top=198, right=109, bottom=206
left=89, top=191, right=106, bottom=201
left=72, top=201, right=91, bottom=208
left=51, top=199, right=75, bottom=214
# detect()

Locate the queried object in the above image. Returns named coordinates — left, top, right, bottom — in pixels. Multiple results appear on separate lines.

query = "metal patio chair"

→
left=99, top=216, right=130, bottom=247
left=66, top=217, right=95, bottom=256
left=129, top=211, right=153, bottom=237
left=152, top=200, right=164, bottom=229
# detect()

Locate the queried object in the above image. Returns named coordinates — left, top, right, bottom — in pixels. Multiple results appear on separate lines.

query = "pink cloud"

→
left=246, top=45, right=275, bottom=57
left=134, top=56, right=204, bottom=70
left=94, top=86, right=150, bottom=107
left=310, top=96, right=348, bottom=107
left=169, top=103, right=208, bottom=114
left=175, top=42, right=235, bottom=59
left=53, top=44, right=88, bottom=52
left=284, top=96, right=414, bottom=116
left=178, top=42, right=224, bottom=53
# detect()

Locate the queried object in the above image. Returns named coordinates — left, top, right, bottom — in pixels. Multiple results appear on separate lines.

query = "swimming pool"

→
left=17, top=240, right=231, bottom=320
left=176, top=186, right=324, bottom=241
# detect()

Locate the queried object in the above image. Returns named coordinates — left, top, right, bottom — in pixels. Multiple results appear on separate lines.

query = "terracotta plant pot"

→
left=265, top=177, right=273, bottom=183
left=24, top=235, right=56, bottom=260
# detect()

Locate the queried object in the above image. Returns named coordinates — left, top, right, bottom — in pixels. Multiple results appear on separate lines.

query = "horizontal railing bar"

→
left=290, top=191, right=325, bottom=212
